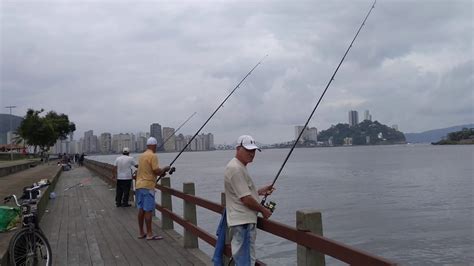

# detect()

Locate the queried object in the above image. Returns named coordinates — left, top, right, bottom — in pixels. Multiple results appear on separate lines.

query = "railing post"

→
left=161, top=177, right=174, bottom=230
left=296, top=210, right=325, bottom=266
left=221, top=193, right=233, bottom=266
left=183, top=182, right=198, bottom=248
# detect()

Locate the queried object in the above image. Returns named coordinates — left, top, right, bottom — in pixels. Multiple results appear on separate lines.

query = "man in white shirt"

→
left=113, top=147, right=138, bottom=207
left=225, top=135, right=274, bottom=265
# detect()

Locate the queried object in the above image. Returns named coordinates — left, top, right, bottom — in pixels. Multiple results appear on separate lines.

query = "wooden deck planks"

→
left=40, top=166, right=209, bottom=266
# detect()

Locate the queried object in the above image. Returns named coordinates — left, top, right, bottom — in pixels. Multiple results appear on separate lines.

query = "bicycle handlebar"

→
left=4, top=195, right=20, bottom=207
left=4, top=181, right=50, bottom=206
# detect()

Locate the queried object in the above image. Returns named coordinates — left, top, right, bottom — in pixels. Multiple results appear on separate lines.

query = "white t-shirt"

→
left=224, top=157, right=259, bottom=226
left=114, top=155, right=137, bottom=180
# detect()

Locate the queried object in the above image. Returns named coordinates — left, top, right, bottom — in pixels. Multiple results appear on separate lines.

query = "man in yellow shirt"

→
left=136, top=137, right=171, bottom=240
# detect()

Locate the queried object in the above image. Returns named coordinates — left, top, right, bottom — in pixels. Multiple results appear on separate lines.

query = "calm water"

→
left=89, top=144, right=474, bottom=265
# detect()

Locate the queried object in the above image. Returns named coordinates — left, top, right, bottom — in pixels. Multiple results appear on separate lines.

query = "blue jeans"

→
left=230, top=223, right=256, bottom=266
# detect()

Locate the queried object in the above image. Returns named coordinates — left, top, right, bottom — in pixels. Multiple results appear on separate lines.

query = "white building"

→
left=364, top=110, right=372, bottom=121
left=99, top=133, right=112, bottom=154
left=112, top=133, right=135, bottom=153
left=83, top=130, right=99, bottom=153
left=162, top=127, right=176, bottom=152
left=295, top=126, right=317, bottom=143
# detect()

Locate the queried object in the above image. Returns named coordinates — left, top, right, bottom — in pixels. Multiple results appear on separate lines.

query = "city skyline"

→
left=0, top=107, right=426, bottom=152
left=52, top=122, right=216, bottom=154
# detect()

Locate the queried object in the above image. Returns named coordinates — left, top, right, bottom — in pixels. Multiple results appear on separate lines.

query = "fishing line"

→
left=157, top=111, right=197, bottom=151
left=262, top=0, right=377, bottom=206
left=165, top=55, right=268, bottom=176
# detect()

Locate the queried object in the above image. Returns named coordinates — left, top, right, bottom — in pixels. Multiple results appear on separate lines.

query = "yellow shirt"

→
left=136, top=149, right=159, bottom=190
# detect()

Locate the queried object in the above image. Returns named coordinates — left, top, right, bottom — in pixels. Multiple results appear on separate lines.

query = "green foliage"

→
left=433, top=128, right=474, bottom=145
left=318, top=120, right=406, bottom=146
left=16, top=109, right=76, bottom=152
left=447, top=128, right=474, bottom=141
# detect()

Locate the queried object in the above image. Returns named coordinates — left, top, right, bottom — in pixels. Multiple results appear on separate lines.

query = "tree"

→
left=16, top=109, right=76, bottom=153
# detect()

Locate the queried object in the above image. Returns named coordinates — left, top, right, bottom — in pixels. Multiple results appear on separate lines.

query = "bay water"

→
left=88, top=144, right=473, bottom=265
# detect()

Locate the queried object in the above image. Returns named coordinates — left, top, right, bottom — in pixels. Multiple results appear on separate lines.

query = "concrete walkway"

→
left=0, top=159, right=39, bottom=168
left=41, top=166, right=210, bottom=266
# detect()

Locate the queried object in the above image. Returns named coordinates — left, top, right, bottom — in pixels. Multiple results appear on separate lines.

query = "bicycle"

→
left=3, top=180, right=52, bottom=266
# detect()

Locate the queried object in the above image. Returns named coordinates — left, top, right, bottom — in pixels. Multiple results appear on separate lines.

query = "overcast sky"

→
left=1, top=0, right=472, bottom=144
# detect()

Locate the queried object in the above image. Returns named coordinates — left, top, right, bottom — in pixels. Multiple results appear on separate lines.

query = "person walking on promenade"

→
left=224, top=135, right=274, bottom=265
left=135, top=137, right=171, bottom=240
left=78, top=153, right=85, bottom=166
left=113, top=147, right=138, bottom=207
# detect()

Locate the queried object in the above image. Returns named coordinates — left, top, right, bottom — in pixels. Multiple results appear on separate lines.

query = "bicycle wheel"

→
left=9, top=228, right=52, bottom=266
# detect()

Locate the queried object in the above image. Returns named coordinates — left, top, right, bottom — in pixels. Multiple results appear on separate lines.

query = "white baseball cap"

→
left=146, top=137, right=158, bottom=145
left=236, top=135, right=261, bottom=151
left=123, top=147, right=130, bottom=153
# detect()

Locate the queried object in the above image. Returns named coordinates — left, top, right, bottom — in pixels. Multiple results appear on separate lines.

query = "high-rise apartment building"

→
left=307, top=127, right=317, bottom=142
left=175, top=134, right=187, bottom=152
left=99, top=133, right=112, bottom=154
left=295, top=126, right=306, bottom=143
left=348, top=110, right=359, bottom=126
left=162, top=127, right=176, bottom=152
left=150, top=123, right=163, bottom=150
left=206, top=133, right=214, bottom=150
left=364, top=110, right=372, bottom=121
left=112, top=133, right=134, bottom=153
left=295, top=126, right=317, bottom=143
left=83, top=130, right=98, bottom=153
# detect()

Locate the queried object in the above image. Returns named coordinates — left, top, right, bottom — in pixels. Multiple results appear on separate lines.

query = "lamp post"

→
left=5, top=106, right=17, bottom=160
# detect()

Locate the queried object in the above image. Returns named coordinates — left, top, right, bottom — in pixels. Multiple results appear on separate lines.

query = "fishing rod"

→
left=261, top=0, right=377, bottom=208
left=157, top=111, right=197, bottom=151
left=166, top=55, right=268, bottom=176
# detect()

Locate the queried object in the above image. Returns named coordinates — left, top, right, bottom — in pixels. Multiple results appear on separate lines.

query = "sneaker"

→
left=122, top=203, right=132, bottom=207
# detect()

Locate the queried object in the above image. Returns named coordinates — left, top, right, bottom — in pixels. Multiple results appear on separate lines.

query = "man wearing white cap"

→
left=224, top=135, right=274, bottom=265
left=135, top=137, right=171, bottom=240
left=113, top=147, right=138, bottom=207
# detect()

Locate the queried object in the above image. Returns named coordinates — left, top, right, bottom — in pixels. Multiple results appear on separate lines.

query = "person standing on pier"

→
left=224, top=135, right=274, bottom=265
left=135, top=137, right=171, bottom=240
left=112, top=147, right=138, bottom=207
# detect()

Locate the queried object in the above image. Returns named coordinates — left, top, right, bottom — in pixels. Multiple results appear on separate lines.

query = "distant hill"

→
left=404, top=124, right=474, bottom=143
left=0, top=114, right=23, bottom=144
left=0, top=114, right=23, bottom=134
left=318, top=120, right=406, bottom=146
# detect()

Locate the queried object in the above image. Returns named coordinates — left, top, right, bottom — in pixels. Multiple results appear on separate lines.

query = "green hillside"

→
left=318, top=120, right=406, bottom=146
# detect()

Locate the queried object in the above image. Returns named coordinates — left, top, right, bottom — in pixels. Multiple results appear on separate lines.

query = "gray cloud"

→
left=1, top=0, right=472, bottom=144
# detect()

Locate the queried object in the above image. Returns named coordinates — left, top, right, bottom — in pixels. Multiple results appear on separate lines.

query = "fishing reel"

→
left=168, top=167, right=176, bottom=175
left=264, top=201, right=276, bottom=213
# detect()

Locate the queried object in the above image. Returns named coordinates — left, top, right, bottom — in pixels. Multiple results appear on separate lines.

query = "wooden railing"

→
left=84, top=159, right=397, bottom=265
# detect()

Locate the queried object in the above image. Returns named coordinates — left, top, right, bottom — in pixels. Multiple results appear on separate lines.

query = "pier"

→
left=0, top=158, right=397, bottom=265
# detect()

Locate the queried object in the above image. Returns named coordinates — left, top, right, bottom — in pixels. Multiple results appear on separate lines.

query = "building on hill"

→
left=364, top=110, right=372, bottom=121
left=348, top=110, right=359, bottom=126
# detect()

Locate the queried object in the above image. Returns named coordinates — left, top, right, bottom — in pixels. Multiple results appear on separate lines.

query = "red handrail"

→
left=84, top=160, right=396, bottom=265
left=155, top=183, right=396, bottom=266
